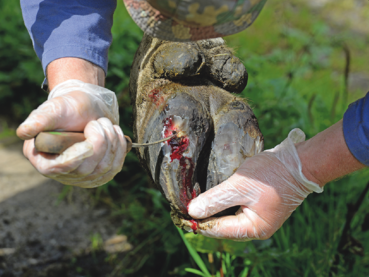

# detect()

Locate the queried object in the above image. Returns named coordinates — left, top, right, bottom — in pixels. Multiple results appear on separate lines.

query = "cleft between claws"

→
left=162, top=115, right=200, bottom=214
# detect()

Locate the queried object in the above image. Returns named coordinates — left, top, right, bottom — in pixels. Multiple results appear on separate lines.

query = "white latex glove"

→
left=188, top=129, right=323, bottom=241
left=17, top=80, right=127, bottom=188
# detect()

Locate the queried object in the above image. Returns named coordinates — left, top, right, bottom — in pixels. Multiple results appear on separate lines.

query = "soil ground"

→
left=0, top=140, right=130, bottom=277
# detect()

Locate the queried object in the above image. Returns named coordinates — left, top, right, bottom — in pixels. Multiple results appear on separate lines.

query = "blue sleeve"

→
left=343, top=92, right=369, bottom=166
left=20, top=0, right=117, bottom=75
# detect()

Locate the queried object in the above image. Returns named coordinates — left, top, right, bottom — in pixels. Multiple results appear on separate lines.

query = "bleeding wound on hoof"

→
left=129, top=34, right=263, bottom=232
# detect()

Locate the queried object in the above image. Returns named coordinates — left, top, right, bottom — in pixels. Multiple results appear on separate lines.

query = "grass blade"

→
left=177, top=227, right=211, bottom=276
left=185, top=268, right=208, bottom=276
left=238, top=267, right=249, bottom=277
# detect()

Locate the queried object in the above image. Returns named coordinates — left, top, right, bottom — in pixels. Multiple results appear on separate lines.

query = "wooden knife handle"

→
left=34, top=132, right=86, bottom=154
left=34, top=131, right=132, bottom=154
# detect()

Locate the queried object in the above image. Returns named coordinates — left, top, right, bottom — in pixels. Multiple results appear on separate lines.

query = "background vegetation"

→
left=1, top=0, right=369, bottom=276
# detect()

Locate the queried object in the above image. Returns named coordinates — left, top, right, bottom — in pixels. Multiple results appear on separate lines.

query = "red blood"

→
left=162, top=116, right=196, bottom=213
left=189, top=219, right=198, bottom=234
left=148, top=88, right=160, bottom=103
left=186, top=187, right=198, bottom=211
left=169, top=137, right=189, bottom=161
left=191, top=189, right=197, bottom=200
left=163, top=117, right=174, bottom=138
left=179, top=157, right=194, bottom=209
left=187, top=200, right=192, bottom=212
left=163, top=116, right=189, bottom=161
left=149, top=88, right=165, bottom=107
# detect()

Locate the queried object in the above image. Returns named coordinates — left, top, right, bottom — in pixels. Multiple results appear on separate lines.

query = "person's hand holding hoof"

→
left=188, top=129, right=323, bottom=240
left=17, top=79, right=126, bottom=188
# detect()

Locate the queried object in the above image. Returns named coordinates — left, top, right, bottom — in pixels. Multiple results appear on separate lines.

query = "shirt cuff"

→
left=343, top=94, right=369, bottom=166
left=42, top=45, right=108, bottom=76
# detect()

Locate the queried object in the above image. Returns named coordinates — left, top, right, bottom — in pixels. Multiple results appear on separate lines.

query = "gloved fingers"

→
left=77, top=125, right=126, bottom=187
left=16, top=92, right=97, bottom=140
left=96, top=125, right=127, bottom=180
left=189, top=150, right=310, bottom=219
left=93, top=118, right=118, bottom=174
left=112, top=124, right=127, bottom=170
left=195, top=207, right=272, bottom=241
left=186, top=128, right=323, bottom=241
left=23, top=139, right=36, bottom=160
left=91, top=125, right=127, bottom=180
left=188, top=173, right=264, bottom=219
left=23, top=137, right=94, bottom=176
left=235, top=153, right=308, bottom=206
left=17, top=99, right=64, bottom=140
left=24, top=119, right=105, bottom=177
left=57, top=120, right=109, bottom=178
left=77, top=125, right=126, bottom=183
left=69, top=168, right=119, bottom=188
left=59, top=147, right=124, bottom=188
left=55, top=122, right=126, bottom=188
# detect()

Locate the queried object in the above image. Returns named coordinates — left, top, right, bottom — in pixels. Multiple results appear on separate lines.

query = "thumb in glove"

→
left=188, top=128, right=323, bottom=241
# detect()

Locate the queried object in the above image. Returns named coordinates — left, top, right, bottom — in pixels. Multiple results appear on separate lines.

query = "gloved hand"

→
left=188, top=129, right=323, bottom=240
left=16, top=79, right=127, bottom=188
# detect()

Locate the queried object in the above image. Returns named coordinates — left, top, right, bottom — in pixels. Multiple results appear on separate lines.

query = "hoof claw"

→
left=130, top=34, right=263, bottom=229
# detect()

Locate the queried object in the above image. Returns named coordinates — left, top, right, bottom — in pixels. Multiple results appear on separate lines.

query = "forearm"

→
left=47, top=58, right=105, bottom=91
left=21, top=0, right=115, bottom=82
left=297, top=119, right=366, bottom=187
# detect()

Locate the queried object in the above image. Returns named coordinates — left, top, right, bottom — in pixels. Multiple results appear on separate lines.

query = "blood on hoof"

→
left=148, top=88, right=167, bottom=108
left=148, top=88, right=160, bottom=102
left=186, top=190, right=198, bottom=234
left=163, top=116, right=197, bottom=212
left=191, top=189, right=197, bottom=200
left=179, top=157, right=194, bottom=209
left=169, top=139, right=189, bottom=161
left=163, top=117, right=190, bottom=161
left=189, top=219, right=198, bottom=234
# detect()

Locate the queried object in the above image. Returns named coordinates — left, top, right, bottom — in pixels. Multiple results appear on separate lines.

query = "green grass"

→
left=0, top=121, right=15, bottom=140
